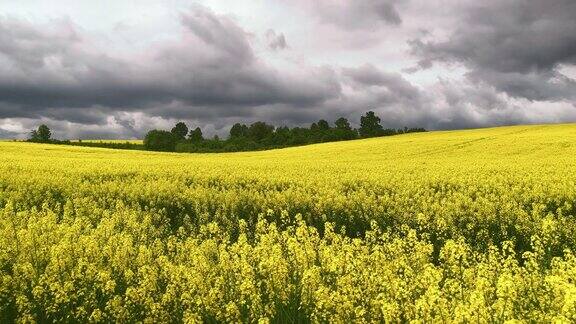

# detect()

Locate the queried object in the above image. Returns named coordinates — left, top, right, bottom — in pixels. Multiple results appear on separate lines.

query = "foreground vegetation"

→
left=2, top=124, right=576, bottom=322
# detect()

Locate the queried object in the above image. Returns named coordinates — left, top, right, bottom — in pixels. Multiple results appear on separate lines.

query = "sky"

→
left=0, top=0, right=575, bottom=139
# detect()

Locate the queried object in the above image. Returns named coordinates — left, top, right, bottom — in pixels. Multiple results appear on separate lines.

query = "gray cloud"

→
left=337, top=64, right=576, bottom=131
left=467, top=70, right=576, bottom=102
left=0, top=129, right=18, bottom=139
left=1, top=0, right=576, bottom=139
left=338, top=65, right=427, bottom=129
left=0, top=7, right=341, bottom=124
left=303, top=0, right=403, bottom=29
left=411, top=0, right=576, bottom=101
left=342, top=64, right=422, bottom=100
left=266, top=29, right=287, bottom=51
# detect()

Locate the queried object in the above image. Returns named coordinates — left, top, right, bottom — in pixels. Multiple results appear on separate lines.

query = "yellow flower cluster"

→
left=1, top=124, right=576, bottom=322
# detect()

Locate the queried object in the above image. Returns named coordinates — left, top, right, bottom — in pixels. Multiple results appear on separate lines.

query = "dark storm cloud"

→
left=0, top=17, right=79, bottom=70
left=0, top=128, right=18, bottom=139
left=2, top=0, right=576, bottom=139
left=342, top=64, right=394, bottom=86
left=332, top=64, right=435, bottom=129
left=411, top=0, right=576, bottom=101
left=338, top=64, right=574, bottom=131
left=305, top=0, right=403, bottom=29
left=0, top=6, right=341, bottom=124
left=177, top=5, right=254, bottom=65
left=342, top=64, right=422, bottom=102
left=0, top=17, right=170, bottom=111
left=467, top=70, right=576, bottom=102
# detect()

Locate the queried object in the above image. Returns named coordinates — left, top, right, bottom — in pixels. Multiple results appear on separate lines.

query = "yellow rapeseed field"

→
left=70, top=139, right=143, bottom=144
left=1, top=123, right=576, bottom=322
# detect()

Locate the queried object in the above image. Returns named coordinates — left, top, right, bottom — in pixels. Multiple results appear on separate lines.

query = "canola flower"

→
left=69, top=139, right=143, bottom=144
left=1, top=124, right=576, bottom=322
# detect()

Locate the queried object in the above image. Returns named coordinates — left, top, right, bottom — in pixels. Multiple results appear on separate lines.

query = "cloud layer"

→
left=0, top=8, right=338, bottom=120
left=0, top=0, right=575, bottom=139
left=411, top=0, right=576, bottom=101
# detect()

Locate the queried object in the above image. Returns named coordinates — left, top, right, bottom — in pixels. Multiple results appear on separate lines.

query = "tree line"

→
left=26, top=110, right=426, bottom=152
left=144, top=111, right=426, bottom=152
left=27, top=125, right=144, bottom=150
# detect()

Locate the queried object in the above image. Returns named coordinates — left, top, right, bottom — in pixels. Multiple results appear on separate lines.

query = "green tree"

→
left=189, top=127, right=203, bottom=142
left=144, top=130, right=176, bottom=151
left=248, top=122, right=274, bottom=141
left=359, top=111, right=383, bottom=138
left=317, top=119, right=330, bottom=131
left=229, top=123, right=249, bottom=138
left=38, top=125, right=52, bottom=141
left=335, top=117, right=351, bottom=131
left=310, top=122, right=319, bottom=133
left=30, top=124, right=51, bottom=142
left=334, top=117, right=357, bottom=140
left=171, top=122, right=188, bottom=141
left=29, top=130, right=40, bottom=141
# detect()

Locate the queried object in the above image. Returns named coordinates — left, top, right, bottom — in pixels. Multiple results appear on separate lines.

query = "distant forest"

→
left=28, top=111, right=426, bottom=153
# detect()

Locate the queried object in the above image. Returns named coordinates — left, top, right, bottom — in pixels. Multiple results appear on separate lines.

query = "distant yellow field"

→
left=70, top=139, right=143, bottom=144
left=1, top=124, right=576, bottom=322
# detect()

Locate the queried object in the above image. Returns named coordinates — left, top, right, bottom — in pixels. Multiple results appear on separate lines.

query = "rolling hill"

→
left=1, top=123, right=576, bottom=322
